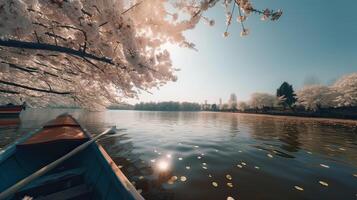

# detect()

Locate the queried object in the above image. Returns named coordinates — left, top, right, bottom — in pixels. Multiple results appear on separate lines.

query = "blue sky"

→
left=130, top=0, right=357, bottom=104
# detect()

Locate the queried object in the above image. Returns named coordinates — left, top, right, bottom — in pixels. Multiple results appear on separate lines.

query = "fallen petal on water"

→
left=150, top=159, right=156, bottom=163
left=178, top=157, right=183, bottom=160
left=319, top=181, right=328, bottom=187
left=202, top=166, right=208, bottom=169
left=227, top=197, right=234, bottom=200
left=237, top=164, right=243, bottom=168
left=353, top=174, right=357, bottom=177
left=118, top=165, right=123, bottom=169
left=197, top=156, right=202, bottom=159
left=320, top=164, right=330, bottom=168
left=227, top=182, right=233, bottom=188
left=294, top=186, right=304, bottom=191
left=203, top=163, right=207, bottom=165
left=241, top=162, right=247, bottom=166
left=180, top=176, right=187, bottom=182
left=267, top=154, right=273, bottom=158
left=254, top=166, right=260, bottom=170
left=307, top=151, right=313, bottom=154
left=186, top=166, right=191, bottom=170
left=212, top=182, right=218, bottom=187
left=226, top=174, right=232, bottom=180
left=139, top=176, right=144, bottom=180
left=208, top=174, right=212, bottom=178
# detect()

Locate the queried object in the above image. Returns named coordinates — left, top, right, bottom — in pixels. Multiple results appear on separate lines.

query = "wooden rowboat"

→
left=0, top=114, right=144, bottom=200
left=0, top=104, right=24, bottom=118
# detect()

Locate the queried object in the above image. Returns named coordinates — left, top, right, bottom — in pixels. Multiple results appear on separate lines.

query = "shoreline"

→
left=228, top=111, right=357, bottom=125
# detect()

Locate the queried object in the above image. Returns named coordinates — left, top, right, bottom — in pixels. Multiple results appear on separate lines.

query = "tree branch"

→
left=0, top=39, right=114, bottom=65
left=0, top=80, right=71, bottom=95
left=0, top=88, right=19, bottom=94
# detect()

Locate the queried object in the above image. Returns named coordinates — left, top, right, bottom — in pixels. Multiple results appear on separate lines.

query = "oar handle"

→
left=0, top=127, right=114, bottom=200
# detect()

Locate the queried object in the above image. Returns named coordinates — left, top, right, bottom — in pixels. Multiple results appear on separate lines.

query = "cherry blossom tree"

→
left=296, top=85, right=339, bottom=111
left=249, top=93, right=276, bottom=109
left=237, top=101, right=248, bottom=111
left=0, top=0, right=282, bottom=109
left=333, top=73, right=357, bottom=107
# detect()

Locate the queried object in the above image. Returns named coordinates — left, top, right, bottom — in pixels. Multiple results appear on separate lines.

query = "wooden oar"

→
left=0, top=127, right=115, bottom=200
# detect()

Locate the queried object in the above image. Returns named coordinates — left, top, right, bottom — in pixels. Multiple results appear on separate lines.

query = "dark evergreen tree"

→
left=277, top=82, right=297, bottom=109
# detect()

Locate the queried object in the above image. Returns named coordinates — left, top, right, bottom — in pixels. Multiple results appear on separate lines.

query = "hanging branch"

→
left=0, top=39, right=114, bottom=65
left=0, top=80, right=71, bottom=95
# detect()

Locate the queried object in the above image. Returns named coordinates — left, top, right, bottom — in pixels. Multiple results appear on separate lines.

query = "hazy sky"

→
left=129, top=0, right=357, bottom=104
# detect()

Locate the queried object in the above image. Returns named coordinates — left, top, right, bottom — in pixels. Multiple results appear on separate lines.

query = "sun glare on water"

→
left=157, top=160, right=170, bottom=171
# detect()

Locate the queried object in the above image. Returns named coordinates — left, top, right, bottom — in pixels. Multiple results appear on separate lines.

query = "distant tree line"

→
left=204, top=73, right=357, bottom=119
left=134, top=101, right=201, bottom=111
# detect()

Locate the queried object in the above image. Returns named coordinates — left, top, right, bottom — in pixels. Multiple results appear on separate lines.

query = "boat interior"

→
left=0, top=115, right=138, bottom=200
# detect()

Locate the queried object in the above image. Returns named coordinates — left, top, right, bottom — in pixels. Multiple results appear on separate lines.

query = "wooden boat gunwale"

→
left=0, top=128, right=40, bottom=164
left=71, top=116, right=145, bottom=200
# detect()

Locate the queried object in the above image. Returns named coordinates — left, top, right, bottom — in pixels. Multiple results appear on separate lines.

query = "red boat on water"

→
left=0, top=103, right=26, bottom=118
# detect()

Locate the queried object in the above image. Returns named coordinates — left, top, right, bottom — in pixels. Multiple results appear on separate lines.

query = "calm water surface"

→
left=1, top=109, right=357, bottom=200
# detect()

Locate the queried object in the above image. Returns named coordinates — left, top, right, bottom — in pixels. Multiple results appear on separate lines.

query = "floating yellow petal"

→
left=226, top=174, right=232, bottom=180
left=227, top=182, right=233, bottom=188
left=319, top=181, right=328, bottom=186
left=294, top=186, right=304, bottom=191
left=320, top=164, right=330, bottom=168
left=180, top=176, right=187, bottom=182
left=212, top=182, right=218, bottom=187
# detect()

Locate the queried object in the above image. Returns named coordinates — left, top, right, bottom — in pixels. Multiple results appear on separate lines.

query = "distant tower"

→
left=219, top=98, right=222, bottom=109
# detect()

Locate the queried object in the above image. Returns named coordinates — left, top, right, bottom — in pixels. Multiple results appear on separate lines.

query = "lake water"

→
left=1, top=109, right=357, bottom=200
